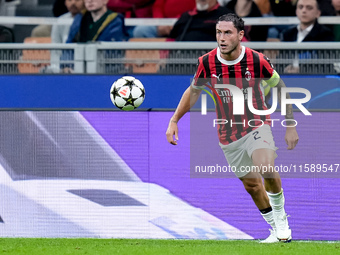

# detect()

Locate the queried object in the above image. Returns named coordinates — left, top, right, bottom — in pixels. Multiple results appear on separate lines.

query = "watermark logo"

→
left=200, top=84, right=311, bottom=116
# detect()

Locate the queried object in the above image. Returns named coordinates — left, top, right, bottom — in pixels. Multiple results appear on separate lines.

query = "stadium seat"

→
left=18, top=37, right=51, bottom=73
left=125, top=38, right=166, bottom=73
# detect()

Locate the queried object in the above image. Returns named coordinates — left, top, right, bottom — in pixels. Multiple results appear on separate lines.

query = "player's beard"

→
left=219, top=43, right=238, bottom=56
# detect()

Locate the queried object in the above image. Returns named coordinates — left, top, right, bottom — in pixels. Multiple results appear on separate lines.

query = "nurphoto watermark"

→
left=198, top=82, right=312, bottom=128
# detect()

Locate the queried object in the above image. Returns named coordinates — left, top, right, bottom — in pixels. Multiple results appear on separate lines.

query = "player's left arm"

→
left=276, top=78, right=299, bottom=150
left=262, top=55, right=299, bottom=150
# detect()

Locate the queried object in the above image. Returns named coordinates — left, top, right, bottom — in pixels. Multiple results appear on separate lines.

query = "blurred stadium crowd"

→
left=0, top=0, right=339, bottom=43
left=0, top=0, right=339, bottom=74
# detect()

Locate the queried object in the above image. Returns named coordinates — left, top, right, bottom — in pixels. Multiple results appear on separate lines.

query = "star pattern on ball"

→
left=110, top=76, right=145, bottom=111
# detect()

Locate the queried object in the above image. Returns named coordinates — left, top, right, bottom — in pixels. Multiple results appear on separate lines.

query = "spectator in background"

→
left=51, top=0, right=85, bottom=43
left=281, top=0, right=334, bottom=73
left=66, top=0, right=127, bottom=43
left=133, top=0, right=195, bottom=38
left=0, top=25, right=14, bottom=42
left=31, top=0, right=69, bottom=37
left=331, top=0, right=340, bottom=41
left=0, top=0, right=15, bottom=42
left=168, top=0, right=233, bottom=41
left=31, top=26, right=52, bottom=38
left=218, top=0, right=231, bottom=5
left=266, top=0, right=296, bottom=40
left=0, top=25, right=17, bottom=73
left=281, top=0, right=334, bottom=42
left=31, top=0, right=72, bottom=38
left=270, top=0, right=296, bottom=17
left=107, top=0, right=155, bottom=37
left=0, top=0, right=18, bottom=16
left=318, top=0, right=335, bottom=16
left=107, top=0, right=154, bottom=17
left=254, top=0, right=271, bottom=16
left=224, top=0, right=268, bottom=41
left=53, top=0, right=69, bottom=17
left=332, top=0, right=340, bottom=14
left=61, top=0, right=127, bottom=73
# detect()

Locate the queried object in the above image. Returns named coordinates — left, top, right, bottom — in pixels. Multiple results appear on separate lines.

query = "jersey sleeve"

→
left=191, top=58, right=207, bottom=89
left=262, top=55, right=280, bottom=88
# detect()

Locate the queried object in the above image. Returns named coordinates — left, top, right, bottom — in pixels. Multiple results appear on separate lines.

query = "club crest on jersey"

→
left=245, top=71, right=251, bottom=81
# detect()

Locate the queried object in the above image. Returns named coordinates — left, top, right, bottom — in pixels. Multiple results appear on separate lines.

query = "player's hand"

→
left=285, top=126, right=299, bottom=150
left=166, top=119, right=179, bottom=145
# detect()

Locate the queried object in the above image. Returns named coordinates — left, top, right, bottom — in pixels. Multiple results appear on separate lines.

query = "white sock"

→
left=261, top=210, right=276, bottom=231
left=267, top=188, right=285, bottom=215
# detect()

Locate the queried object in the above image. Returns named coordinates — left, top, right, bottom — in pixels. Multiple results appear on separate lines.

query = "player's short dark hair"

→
left=216, top=13, right=244, bottom=32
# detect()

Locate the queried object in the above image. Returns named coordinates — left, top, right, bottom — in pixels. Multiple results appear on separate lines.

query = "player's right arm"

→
left=166, top=83, right=202, bottom=145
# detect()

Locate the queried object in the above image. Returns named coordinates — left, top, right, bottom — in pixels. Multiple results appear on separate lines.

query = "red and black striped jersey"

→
left=192, top=46, right=277, bottom=145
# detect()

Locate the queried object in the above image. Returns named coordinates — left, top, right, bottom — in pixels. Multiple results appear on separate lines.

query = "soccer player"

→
left=166, top=13, right=299, bottom=243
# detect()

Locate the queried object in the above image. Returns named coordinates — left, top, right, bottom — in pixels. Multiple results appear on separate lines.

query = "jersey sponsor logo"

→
left=216, top=87, right=249, bottom=103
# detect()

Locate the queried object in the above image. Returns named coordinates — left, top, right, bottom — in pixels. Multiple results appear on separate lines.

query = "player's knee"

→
left=253, top=159, right=275, bottom=175
left=243, top=181, right=263, bottom=195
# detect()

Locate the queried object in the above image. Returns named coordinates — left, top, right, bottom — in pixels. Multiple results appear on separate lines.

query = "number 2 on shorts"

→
left=253, top=131, right=261, bottom=140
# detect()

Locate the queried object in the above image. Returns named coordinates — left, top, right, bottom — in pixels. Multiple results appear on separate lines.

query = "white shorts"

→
left=219, top=124, right=278, bottom=178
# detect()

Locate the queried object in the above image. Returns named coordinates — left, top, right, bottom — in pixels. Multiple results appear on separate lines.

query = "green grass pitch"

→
left=0, top=239, right=339, bottom=255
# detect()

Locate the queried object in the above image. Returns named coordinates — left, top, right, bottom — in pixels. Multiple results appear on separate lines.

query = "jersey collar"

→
left=217, top=45, right=245, bottom=66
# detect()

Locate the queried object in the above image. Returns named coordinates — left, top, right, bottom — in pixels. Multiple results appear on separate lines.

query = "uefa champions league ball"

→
left=110, top=76, right=145, bottom=111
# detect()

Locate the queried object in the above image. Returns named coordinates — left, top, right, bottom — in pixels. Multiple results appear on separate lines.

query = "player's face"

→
left=216, top=21, right=244, bottom=58
left=296, top=0, right=320, bottom=26
left=84, top=0, right=108, bottom=12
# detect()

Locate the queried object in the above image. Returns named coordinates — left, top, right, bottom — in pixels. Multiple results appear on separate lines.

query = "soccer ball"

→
left=110, top=76, right=145, bottom=111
